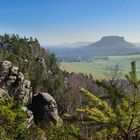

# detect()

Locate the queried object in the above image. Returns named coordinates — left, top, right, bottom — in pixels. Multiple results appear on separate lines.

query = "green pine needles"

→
left=75, top=61, right=140, bottom=140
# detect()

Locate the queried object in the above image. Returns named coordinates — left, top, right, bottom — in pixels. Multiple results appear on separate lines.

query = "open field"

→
left=60, top=55, right=140, bottom=79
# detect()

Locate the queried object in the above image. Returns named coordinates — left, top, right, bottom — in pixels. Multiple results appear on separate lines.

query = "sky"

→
left=0, top=0, right=140, bottom=45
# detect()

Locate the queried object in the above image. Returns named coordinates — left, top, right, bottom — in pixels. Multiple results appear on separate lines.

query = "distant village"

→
left=60, top=56, right=109, bottom=63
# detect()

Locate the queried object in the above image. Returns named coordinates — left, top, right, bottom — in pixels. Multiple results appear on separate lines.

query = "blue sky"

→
left=0, top=0, right=140, bottom=45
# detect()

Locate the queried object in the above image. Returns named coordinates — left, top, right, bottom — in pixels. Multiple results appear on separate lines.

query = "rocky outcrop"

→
left=31, top=92, right=63, bottom=126
left=36, top=57, right=47, bottom=75
left=0, top=88, right=9, bottom=98
left=0, top=60, right=32, bottom=104
left=19, top=58, right=29, bottom=72
left=0, top=60, right=62, bottom=129
left=35, top=57, right=52, bottom=77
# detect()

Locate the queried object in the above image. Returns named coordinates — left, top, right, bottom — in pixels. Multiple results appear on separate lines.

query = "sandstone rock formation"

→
left=36, top=57, right=47, bottom=75
left=31, top=92, right=63, bottom=126
left=0, top=60, right=62, bottom=129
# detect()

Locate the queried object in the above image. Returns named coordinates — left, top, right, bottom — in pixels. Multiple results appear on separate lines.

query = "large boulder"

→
left=1, top=61, right=12, bottom=72
left=31, top=92, right=63, bottom=126
left=11, top=66, right=19, bottom=75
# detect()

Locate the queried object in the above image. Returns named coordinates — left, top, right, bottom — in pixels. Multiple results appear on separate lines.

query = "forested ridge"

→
left=0, top=34, right=140, bottom=140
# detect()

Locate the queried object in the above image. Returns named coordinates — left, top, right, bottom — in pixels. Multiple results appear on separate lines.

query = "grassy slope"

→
left=61, top=55, right=140, bottom=79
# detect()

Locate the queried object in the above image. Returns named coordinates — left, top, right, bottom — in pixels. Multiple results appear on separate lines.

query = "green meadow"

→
left=61, top=55, right=140, bottom=79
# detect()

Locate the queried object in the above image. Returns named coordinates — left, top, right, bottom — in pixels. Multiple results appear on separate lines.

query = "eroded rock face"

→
left=0, top=88, right=9, bottom=98
left=0, top=60, right=34, bottom=128
left=1, top=61, right=12, bottom=72
left=31, top=92, right=63, bottom=126
left=36, top=57, right=47, bottom=74
left=0, top=60, right=12, bottom=82
left=11, top=66, right=19, bottom=75
left=0, top=60, right=62, bottom=128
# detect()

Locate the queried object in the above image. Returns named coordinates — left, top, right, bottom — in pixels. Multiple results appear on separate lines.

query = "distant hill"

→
left=82, top=36, right=139, bottom=56
left=134, top=42, right=140, bottom=47
left=46, top=41, right=92, bottom=48
left=89, top=36, right=135, bottom=48
left=46, top=36, right=140, bottom=61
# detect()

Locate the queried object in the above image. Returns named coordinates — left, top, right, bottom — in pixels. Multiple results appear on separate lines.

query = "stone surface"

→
left=32, top=92, right=63, bottom=126
left=36, top=57, right=48, bottom=75
left=0, top=60, right=62, bottom=129
left=20, top=80, right=32, bottom=104
left=0, top=88, right=9, bottom=98
left=0, top=60, right=12, bottom=82
left=11, top=66, right=19, bottom=75
left=18, top=72, right=25, bottom=83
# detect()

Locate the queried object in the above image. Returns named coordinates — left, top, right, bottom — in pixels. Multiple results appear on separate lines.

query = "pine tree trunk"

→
left=124, top=133, right=129, bottom=140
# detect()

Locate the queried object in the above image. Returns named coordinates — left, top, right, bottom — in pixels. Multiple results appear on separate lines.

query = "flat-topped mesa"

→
left=89, top=35, right=136, bottom=49
left=0, top=60, right=62, bottom=128
left=100, top=36, right=125, bottom=42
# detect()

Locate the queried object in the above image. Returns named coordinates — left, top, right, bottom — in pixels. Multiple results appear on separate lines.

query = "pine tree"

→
left=74, top=61, right=140, bottom=139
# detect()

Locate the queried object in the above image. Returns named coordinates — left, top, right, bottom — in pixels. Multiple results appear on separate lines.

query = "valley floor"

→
left=61, top=54, right=140, bottom=79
